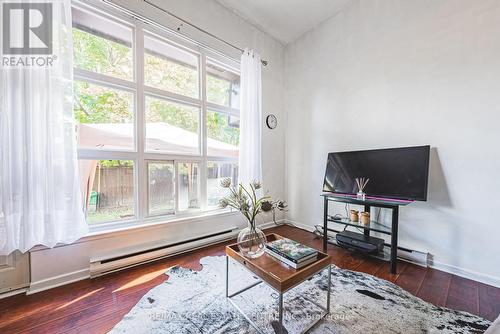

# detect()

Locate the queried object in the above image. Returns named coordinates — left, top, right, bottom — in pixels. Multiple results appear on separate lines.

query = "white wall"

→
left=29, top=0, right=285, bottom=292
left=285, top=0, right=500, bottom=286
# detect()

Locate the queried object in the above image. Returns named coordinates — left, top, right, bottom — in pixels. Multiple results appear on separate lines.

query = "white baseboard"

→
left=27, top=220, right=285, bottom=294
left=283, top=219, right=316, bottom=232
left=90, top=227, right=240, bottom=278
left=30, top=218, right=499, bottom=294
left=259, top=219, right=292, bottom=230
left=259, top=219, right=316, bottom=234
left=430, top=261, right=500, bottom=288
left=0, top=287, right=28, bottom=300
left=289, top=219, right=500, bottom=288
left=28, top=268, right=90, bottom=295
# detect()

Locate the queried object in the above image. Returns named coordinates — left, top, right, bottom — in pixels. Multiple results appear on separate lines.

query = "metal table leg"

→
left=300, top=265, right=332, bottom=333
left=225, top=255, right=229, bottom=297
left=226, top=260, right=332, bottom=334
left=327, top=264, right=331, bottom=313
left=278, top=292, right=284, bottom=334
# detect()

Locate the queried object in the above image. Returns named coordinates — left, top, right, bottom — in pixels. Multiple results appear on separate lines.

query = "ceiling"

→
left=214, top=0, right=352, bottom=44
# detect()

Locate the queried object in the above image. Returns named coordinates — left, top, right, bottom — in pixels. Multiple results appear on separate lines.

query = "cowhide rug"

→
left=110, top=256, right=491, bottom=334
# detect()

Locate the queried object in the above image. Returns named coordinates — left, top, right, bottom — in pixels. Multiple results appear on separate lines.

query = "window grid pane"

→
left=206, top=60, right=240, bottom=108
left=144, top=34, right=199, bottom=98
left=207, top=161, right=238, bottom=207
left=148, top=162, right=175, bottom=216
left=145, top=96, right=200, bottom=155
left=207, top=110, right=239, bottom=157
left=178, top=162, right=200, bottom=211
left=72, top=7, right=133, bottom=81
left=73, top=6, right=240, bottom=224
left=74, top=81, right=135, bottom=151
left=80, top=160, right=135, bottom=224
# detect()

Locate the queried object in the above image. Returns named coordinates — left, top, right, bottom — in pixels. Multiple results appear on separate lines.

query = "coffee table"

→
left=225, top=233, right=332, bottom=334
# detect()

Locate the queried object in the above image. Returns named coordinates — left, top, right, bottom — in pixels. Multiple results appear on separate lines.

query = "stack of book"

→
left=265, top=237, right=318, bottom=269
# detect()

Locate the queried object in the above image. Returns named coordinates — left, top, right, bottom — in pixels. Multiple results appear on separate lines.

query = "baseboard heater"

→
left=315, top=225, right=429, bottom=267
left=90, top=227, right=238, bottom=278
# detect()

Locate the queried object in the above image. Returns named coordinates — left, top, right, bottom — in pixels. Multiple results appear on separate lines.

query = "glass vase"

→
left=237, top=224, right=267, bottom=258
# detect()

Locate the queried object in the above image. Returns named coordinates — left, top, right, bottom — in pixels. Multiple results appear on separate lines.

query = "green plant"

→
left=72, top=28, right=239, bottom=147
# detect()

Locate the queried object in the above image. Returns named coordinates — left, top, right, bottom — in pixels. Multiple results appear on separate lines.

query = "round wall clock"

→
left=266, top=114, right=277, bottom=129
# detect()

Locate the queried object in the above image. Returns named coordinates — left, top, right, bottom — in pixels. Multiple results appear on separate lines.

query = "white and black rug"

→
left=110, top=256, right=491, bottom=334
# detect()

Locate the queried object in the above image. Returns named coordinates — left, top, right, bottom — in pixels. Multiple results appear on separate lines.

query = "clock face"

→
left=266, top=114, right=277, bottom=129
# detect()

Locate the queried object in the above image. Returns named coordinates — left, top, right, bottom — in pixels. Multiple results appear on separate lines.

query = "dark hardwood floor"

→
left=0, top=225, right=498, bottom=333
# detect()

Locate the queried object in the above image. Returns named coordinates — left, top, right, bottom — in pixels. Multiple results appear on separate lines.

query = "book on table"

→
left=265, top=237, right=318, bottom=269
left=265, top=248, right=318, bottom=269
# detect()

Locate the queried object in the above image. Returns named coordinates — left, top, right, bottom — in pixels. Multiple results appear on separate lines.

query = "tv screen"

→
left=323, top=145, right=430, bottom=201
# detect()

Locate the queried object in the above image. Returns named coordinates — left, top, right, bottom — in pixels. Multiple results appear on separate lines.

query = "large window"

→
left=73, top=3, right=240, bottom=226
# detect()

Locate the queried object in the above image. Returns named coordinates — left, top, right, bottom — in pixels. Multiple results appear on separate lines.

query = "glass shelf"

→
left=327, top=216, right=392, bottom=235
left=322, top=193, right=413, bottom=208
left=325, top=235, right=391, bottom=262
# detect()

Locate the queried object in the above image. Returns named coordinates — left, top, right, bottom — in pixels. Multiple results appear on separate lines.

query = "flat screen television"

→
left=323, top=145, right=430, bottom=201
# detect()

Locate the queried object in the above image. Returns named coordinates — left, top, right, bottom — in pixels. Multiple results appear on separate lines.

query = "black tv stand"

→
left=321, top=193, right=413, bottom=274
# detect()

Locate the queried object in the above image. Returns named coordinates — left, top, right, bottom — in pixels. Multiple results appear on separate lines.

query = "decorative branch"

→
left=219, top=178, right=270, bottom=229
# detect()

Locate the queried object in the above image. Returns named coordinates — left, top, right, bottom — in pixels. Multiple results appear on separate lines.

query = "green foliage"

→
left=145, top=52, right=198, bottom=98
left=207, top=74, right=231, bottom=106
left=149, top=162, right=174, bottom=173
left=86, top=207, right=133, bottom=224
left=178, top=162, right=196, bottom=175
left=74, top=81, right=133, bottom=124
left=73, top=28, right=240, bottom=147
left=207, top=111, right=239, bottom=146
left=146, top=97, right=198, bottom=133
left=73, top=28, right=132, bottom=80
left=98, top=160, right=133, bottom=168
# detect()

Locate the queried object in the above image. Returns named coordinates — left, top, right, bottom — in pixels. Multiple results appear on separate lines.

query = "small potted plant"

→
left=219, top=178, right=270, bottom=258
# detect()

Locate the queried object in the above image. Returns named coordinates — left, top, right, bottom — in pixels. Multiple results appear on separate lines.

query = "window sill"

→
left=87, top=209, right=239, bottom=237
left=30, top=209, right=240, bottom=252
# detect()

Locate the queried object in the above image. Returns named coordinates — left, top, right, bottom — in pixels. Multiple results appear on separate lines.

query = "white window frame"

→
left=146, top=160, right=175, bottom=217
left=73, top=1, right=240, bottom=230
left=205, top=160, right=239, bottom=209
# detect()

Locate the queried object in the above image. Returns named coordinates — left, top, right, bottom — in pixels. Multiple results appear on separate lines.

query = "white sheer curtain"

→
left=238, top=49, right=262, bottom=186
left=0, top=0, right=88, bottom=255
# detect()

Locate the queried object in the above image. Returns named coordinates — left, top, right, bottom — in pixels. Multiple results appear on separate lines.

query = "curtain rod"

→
left=142, top=0, right=268, bottom=66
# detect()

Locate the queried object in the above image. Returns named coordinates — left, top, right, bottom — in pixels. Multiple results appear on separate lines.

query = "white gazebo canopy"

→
left=78, top=122, right=238, bottom=157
